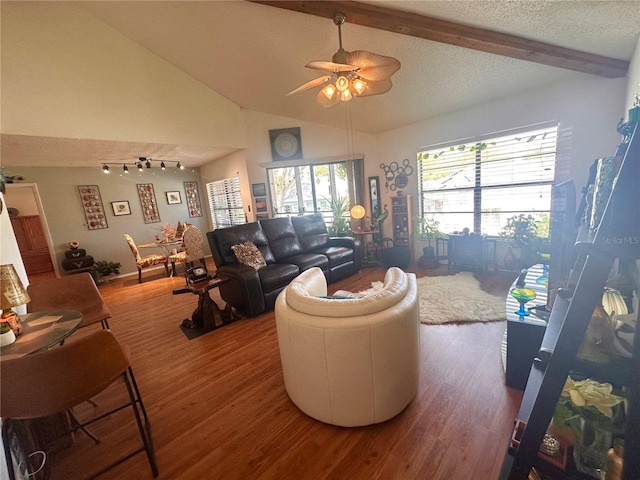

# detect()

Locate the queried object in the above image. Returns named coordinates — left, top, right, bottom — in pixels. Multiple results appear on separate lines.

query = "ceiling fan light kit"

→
left=288, top=13, right=400, bottom=108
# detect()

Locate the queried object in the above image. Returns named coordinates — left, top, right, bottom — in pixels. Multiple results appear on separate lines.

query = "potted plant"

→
left=414, top=216, right=445, bottom=267
left=500, top=214, right=549, bottom=268
left=327, top=195, right=351, bottom=237
left=92, top=260, right=121, bottom=283
left=0, top=321, right=16, bottom=346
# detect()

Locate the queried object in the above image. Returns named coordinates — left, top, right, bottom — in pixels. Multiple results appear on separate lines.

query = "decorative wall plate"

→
left=269, top=127, right=303, bottom=161
left=78, top=185, right=108, bottom=230
left=137, top=183, right=160, bottom=223
left=183, top=181, right=203, bottom=217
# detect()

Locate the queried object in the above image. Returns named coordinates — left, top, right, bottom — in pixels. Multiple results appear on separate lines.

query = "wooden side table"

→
left=172, top=276, right=239, bottom=331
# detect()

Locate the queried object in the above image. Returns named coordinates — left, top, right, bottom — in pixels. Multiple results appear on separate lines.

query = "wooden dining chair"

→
left=26, top=272, right=111, bottom=330
left=124, top=234, right=169, bottom=283
left=0, top=329, right=159, bottom=479
left=168, top=225, right=207, bottom=276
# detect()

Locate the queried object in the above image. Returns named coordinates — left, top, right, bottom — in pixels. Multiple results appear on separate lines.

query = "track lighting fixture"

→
left=100, top=157, right=186, bottom=173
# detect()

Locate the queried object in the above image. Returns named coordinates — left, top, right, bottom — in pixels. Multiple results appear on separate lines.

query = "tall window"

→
left=267, top=161, right=353, bottom=228
left=417, top=123, right=561, bottom=236
left=206, top=176, right=244, bottom=229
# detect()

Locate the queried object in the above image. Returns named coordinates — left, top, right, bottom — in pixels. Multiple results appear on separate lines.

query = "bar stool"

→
left=0, top=330, right=158, bottom=478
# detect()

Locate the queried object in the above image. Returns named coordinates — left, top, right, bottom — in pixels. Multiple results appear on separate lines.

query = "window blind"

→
left=206, top=176, right=245, bottom=229
left=417, top=123, right=563, bottom=236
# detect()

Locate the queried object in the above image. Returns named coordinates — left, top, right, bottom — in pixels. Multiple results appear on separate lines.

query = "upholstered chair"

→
left=168, top=225, right=207, bottom=276
left=275, top=266, right=419, bottom=427
left=124, top=234, right=169, bottom=283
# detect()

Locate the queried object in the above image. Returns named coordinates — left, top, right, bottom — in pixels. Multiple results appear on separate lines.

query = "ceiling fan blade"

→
left=356, top=79, right=393, bottom=97
left=315, top=88, right=341, bottom=108
left=286, top=76, right=332, bottom=96
left=306, top=60, right=357, bottom=73
left=347, top=50, right=401, bottom=81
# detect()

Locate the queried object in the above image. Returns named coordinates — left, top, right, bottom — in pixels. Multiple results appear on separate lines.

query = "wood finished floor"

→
left=36, top=262, right=523, bottom=480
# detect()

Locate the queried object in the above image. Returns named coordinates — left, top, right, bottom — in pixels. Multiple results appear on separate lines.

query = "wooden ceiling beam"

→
left=250, top=0, right=628, bottom=78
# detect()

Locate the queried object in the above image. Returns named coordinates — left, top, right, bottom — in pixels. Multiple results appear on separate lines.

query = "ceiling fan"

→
left=286, top=13, right=401, bottom=108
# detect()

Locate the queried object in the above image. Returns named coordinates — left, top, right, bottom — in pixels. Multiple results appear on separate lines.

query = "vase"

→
left=574, top=418, right=613, bottom=479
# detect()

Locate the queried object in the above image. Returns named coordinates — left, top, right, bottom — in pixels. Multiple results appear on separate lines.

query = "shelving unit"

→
left=385, top=195, right=412, bottom=268
left=499, top=121, right=640, bottom=479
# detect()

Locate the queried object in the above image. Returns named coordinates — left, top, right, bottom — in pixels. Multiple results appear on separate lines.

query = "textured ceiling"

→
left=3, top=0, right=640, bottom=167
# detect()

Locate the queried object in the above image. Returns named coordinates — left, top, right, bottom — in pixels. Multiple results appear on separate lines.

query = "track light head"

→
left=146, top=160, right=152, bottom=169
left=177, top=162, right=184, bottom=170
left=137, top=162, right=143, bottom=171
left=103, top=164, right=110, bottom=173
left=160, top=161, right=166, bottom=170
left=123, top=165, right=129, bottom=173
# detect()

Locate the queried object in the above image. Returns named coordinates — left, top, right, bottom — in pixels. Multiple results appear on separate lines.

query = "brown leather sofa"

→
left=207, top=214, right=361, bottom=317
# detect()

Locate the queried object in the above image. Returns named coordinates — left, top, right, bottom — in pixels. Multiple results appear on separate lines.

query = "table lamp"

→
left=0, top=264, right=31, bottom=337
left=350, top=204, right=366, bottom=231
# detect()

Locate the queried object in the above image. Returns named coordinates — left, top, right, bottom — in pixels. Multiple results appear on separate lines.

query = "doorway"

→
left=5, top=184, right=59, bottom=278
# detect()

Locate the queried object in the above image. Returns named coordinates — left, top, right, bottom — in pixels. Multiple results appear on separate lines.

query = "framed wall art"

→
left=369, top=176, right=380, bottom=220
left=137, top=183, right=161, bottom=223
left=255, top=197, right=268, bottom=213
left=78, top=185, right=108, bottom=230
left=252, top=183, right=266, bottom=197
left=166, top=191, right=182, bottom=205
left=111, top=201, right=131, bottom=216
left=269, top=127, right=303, bottom=161
left=183, top=181, right=203, bottom=217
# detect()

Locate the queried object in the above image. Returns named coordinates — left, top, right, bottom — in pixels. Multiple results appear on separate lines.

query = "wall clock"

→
left=269, top=127, right=303, bottom=161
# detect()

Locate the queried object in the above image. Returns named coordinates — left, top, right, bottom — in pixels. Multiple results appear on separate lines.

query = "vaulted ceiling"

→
left=3, top=0, right=640, bottom=167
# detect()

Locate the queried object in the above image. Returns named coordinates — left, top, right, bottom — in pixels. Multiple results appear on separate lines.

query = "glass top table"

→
left=0, top=310, right=83, bottom=361
left=506, top=264, right=549, bottom=326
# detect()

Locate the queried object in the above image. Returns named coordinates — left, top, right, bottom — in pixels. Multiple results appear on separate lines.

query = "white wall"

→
left=1, top=2, right=246, bottom=150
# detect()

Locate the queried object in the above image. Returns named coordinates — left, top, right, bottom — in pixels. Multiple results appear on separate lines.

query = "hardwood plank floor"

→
left=34, top=262, right=523, bottom=480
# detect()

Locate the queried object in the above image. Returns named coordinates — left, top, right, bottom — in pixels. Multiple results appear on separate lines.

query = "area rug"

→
left=363, top=272, right=506, bottom=325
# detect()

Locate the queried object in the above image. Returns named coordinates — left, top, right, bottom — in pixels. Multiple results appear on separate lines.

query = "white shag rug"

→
left=363, top=272, right=506, bottom=325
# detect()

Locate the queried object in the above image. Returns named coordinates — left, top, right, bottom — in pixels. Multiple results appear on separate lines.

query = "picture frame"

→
left=269, top=127, right=303, bottom=161
left=166, top=191, right=182, bottom=204
left=255, top=197, right=268, bottom=213
left=369, top=176, right=380, bottom=220
left=78, top=185, right=108, bottom=230
left=252, top=183, right=267, bottom=197
left=111, top=200, right=131, bottom=216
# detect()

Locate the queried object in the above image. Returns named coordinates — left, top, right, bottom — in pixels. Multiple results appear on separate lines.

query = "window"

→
left=206, top=176, right=244, bottom=229
left=267, top=161, right=356, bottom=234
left=417, top=123, right=563, bottom=236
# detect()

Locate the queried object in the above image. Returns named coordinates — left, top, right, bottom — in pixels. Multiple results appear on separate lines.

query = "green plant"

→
left=93, top=260, right=121, bottom=277
left=0, top=322, right=11, bottom=334
left=326, top=195, right=351, bottom=237
left=414, top=216, right=445, bottom=247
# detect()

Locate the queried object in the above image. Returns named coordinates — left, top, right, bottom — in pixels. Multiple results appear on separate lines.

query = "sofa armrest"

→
left=327, top=236, right=362, bottom=271
left=215, top=264, right=266, bottom=317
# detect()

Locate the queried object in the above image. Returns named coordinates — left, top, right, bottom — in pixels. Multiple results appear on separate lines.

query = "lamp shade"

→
left=0, top=264, right=31, bottom=309
left=350, top=205, right=366, bottom=220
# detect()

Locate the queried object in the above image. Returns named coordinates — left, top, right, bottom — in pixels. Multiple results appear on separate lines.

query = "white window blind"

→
left=417, top=123, right=564, bottom=236
left=206, top=176, right=245, bottom=229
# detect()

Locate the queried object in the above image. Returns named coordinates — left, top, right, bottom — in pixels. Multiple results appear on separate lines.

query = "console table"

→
left=504, top=264, right=549, bottom=390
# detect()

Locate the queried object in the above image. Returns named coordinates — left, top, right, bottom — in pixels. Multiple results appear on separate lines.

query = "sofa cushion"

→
left=211, top=222, right=275, bottom=265
left=292, top=214, right=329, bottom=252
left=231, top=241, right=267, bottom=271
left=260, top=217, right=304, bottom=261
left=284, top=253, right=329, bottom=272
left=259, top=263, right=300, bottom=293
left=312, top=245, right=353, bottom=268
